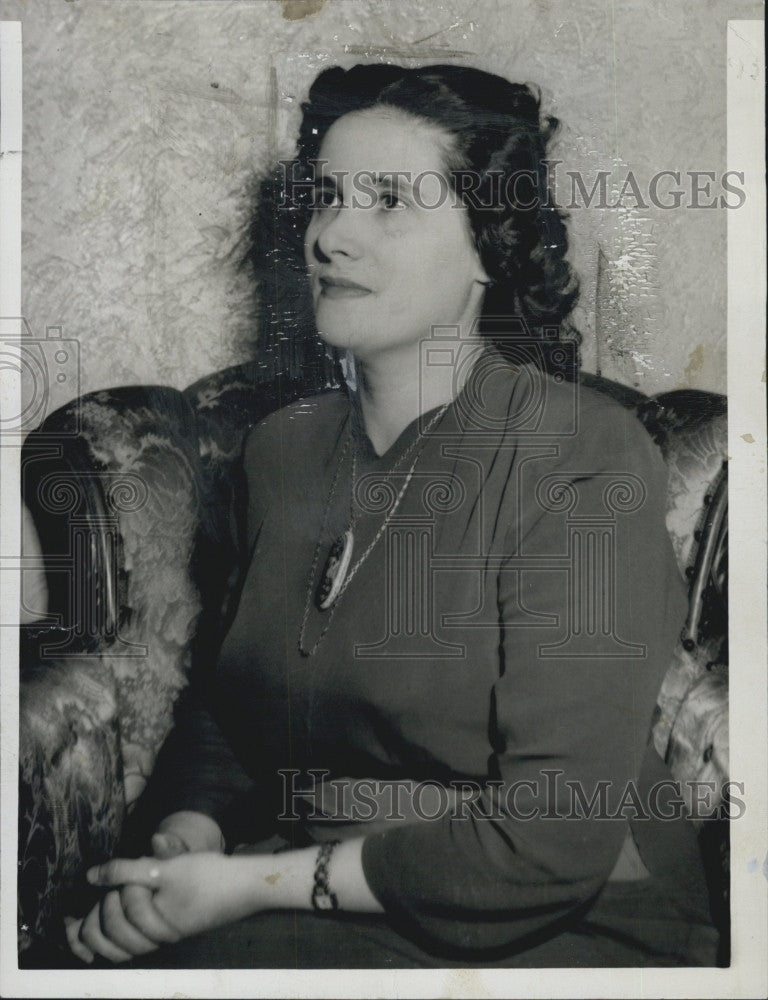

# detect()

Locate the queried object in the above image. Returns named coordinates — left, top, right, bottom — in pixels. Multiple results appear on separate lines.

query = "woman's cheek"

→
left=381, top=216, right=408, bottom=238
left=304, top=217, right=322, bottom=262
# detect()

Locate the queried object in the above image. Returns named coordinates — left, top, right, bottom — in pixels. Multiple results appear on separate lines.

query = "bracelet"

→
left=311, top=839, right=340, bottom=912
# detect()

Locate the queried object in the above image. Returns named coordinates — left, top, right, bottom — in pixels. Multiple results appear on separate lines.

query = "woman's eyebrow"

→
left=369, top=171, right=415, bottom=191
left=313, top=172, right=413, bottom=187
left=310, top=172, right=418, bottom=198
left=310, top=175, right=339, bottom=191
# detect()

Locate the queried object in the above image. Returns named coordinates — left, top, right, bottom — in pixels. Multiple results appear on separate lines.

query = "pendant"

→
left=316, top=529, right=355, bottom=611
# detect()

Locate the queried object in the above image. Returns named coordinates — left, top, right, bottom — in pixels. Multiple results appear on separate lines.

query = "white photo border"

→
left=0, top=11, right=765, bottom=999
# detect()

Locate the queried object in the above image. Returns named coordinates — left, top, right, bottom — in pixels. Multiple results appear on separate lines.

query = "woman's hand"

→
left=64, top=837, right=382, bottom=963
left=67, top=853, right=256, bottom=963
left=64, top=880, right=181, bottom=965
left=64, top=811, right=225, bottom=963
left=151, top=810, right=225, bottom=858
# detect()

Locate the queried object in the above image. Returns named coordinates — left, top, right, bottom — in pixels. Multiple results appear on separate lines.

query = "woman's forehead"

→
left=314, top=107, right=454, bottom=179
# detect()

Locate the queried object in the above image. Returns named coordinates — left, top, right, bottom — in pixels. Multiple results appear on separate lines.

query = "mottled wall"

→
left=8, top=0, right=759, bottom=409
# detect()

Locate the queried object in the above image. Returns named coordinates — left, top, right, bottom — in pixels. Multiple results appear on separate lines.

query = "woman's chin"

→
left=316, top=318, right=377, bottom=353
left=316, top=327, right=360, bottom=353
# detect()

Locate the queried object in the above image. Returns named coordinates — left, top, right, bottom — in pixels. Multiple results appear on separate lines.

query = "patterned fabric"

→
left=18, top=367, right=728, bottom=956
left=643, top=391, right=728, bottom=575
left=641, top=391, right=729, bottom=787
left=640, top=390, right=729, bottom=952
left=24, top=387, right=205, bottom=807
left=18, top=657, right=124, bottom=952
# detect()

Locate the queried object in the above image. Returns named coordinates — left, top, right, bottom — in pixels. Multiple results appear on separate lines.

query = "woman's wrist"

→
left=239, top=845, right=322, bottom=912
left=320, top=838, right=383, bottom=912
left=238, top=838, right=384, bottom=915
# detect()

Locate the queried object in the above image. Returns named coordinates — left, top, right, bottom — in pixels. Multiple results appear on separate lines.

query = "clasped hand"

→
left=65, top=811, right=245, bottom=964
left=66, top=850, right=253, bottom=964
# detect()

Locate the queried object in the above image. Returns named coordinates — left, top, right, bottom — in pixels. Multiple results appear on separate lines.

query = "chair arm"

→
left=19, top=385, right=206, bottom=957
left=23, top=385, right=209, bottom=803
left=19, top=656, right=125, bottom=954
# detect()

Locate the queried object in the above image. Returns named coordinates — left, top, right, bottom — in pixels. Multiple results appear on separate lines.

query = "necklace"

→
left=297, top=403, right=450, bottom=658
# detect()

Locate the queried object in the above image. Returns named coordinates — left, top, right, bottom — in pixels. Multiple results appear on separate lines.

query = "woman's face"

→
left=304, top=108, right=488, bottom=363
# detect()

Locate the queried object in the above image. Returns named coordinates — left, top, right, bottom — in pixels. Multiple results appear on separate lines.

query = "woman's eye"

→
left=380, top=192, right=405, bottom=211
left=312, top=189, right=341, bottom=210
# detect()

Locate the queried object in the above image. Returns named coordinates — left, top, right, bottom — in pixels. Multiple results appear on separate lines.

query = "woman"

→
left=66, top=64, right=718, bottom=968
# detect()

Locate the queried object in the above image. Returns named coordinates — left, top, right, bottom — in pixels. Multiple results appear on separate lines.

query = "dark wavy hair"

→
left=246, top=63, right=580, bottom=382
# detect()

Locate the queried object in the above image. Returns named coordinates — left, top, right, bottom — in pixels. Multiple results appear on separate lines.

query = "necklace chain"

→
left=297, top=403, right=449, bottom=658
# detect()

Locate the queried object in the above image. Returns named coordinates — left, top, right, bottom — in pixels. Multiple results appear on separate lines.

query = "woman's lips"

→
left=318, top=277, right=372, bottom=299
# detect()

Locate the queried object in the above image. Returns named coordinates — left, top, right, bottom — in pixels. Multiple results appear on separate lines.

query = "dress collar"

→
left=345, top=342, right=522, bottom=467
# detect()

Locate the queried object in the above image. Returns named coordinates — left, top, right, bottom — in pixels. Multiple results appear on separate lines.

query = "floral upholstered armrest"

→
left=19, top=385, right=207, bottom=957
left=22, top=386, right=207, bottom=807
left=640, top=389, right=729, bottom=953
left=19, top=655, right=124, bottom=956
left=639, top=390, right=729, bottom=792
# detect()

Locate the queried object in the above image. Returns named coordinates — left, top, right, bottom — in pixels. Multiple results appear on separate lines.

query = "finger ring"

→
left=148, top=866, right=161, bottom=883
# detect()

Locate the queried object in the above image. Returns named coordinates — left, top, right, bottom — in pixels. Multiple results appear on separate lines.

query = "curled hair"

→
left=246, top=64, right=580, bottom=381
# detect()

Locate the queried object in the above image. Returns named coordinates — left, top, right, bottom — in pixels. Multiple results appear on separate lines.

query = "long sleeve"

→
left=361, top=400, right=687, bottom=956
left=141, top=688, right=257, bottom=839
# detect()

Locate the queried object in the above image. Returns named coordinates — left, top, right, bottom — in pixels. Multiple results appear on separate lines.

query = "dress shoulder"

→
left=516, top=367, right=664, bottom=477
left=242, top=388, right=348, bottom=474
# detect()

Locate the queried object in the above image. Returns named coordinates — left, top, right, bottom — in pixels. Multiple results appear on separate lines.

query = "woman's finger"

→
left=64, top=916, right=94, bottom=964
left=98, top=889, right=159, bottom=956
left=87, top=857, right=163, bottom=889
left=120, top=884, right=181, bottom=944
left=151, top=831, right=188, bottom=860
left=78, top=902, right=134, bottom=964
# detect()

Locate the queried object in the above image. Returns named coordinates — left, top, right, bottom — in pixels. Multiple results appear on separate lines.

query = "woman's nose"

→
left=311, top=205, right=365, bottom=262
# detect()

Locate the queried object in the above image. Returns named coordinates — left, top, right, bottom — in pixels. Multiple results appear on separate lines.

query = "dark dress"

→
left=137, top=351, right=719, bottom=967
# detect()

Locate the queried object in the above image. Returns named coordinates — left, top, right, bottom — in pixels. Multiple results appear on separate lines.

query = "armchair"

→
left=18, top=362, right=729, bottom=965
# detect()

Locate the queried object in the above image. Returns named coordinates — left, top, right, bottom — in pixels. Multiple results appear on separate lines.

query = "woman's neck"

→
left=353, top=338, right=483, bottom=456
